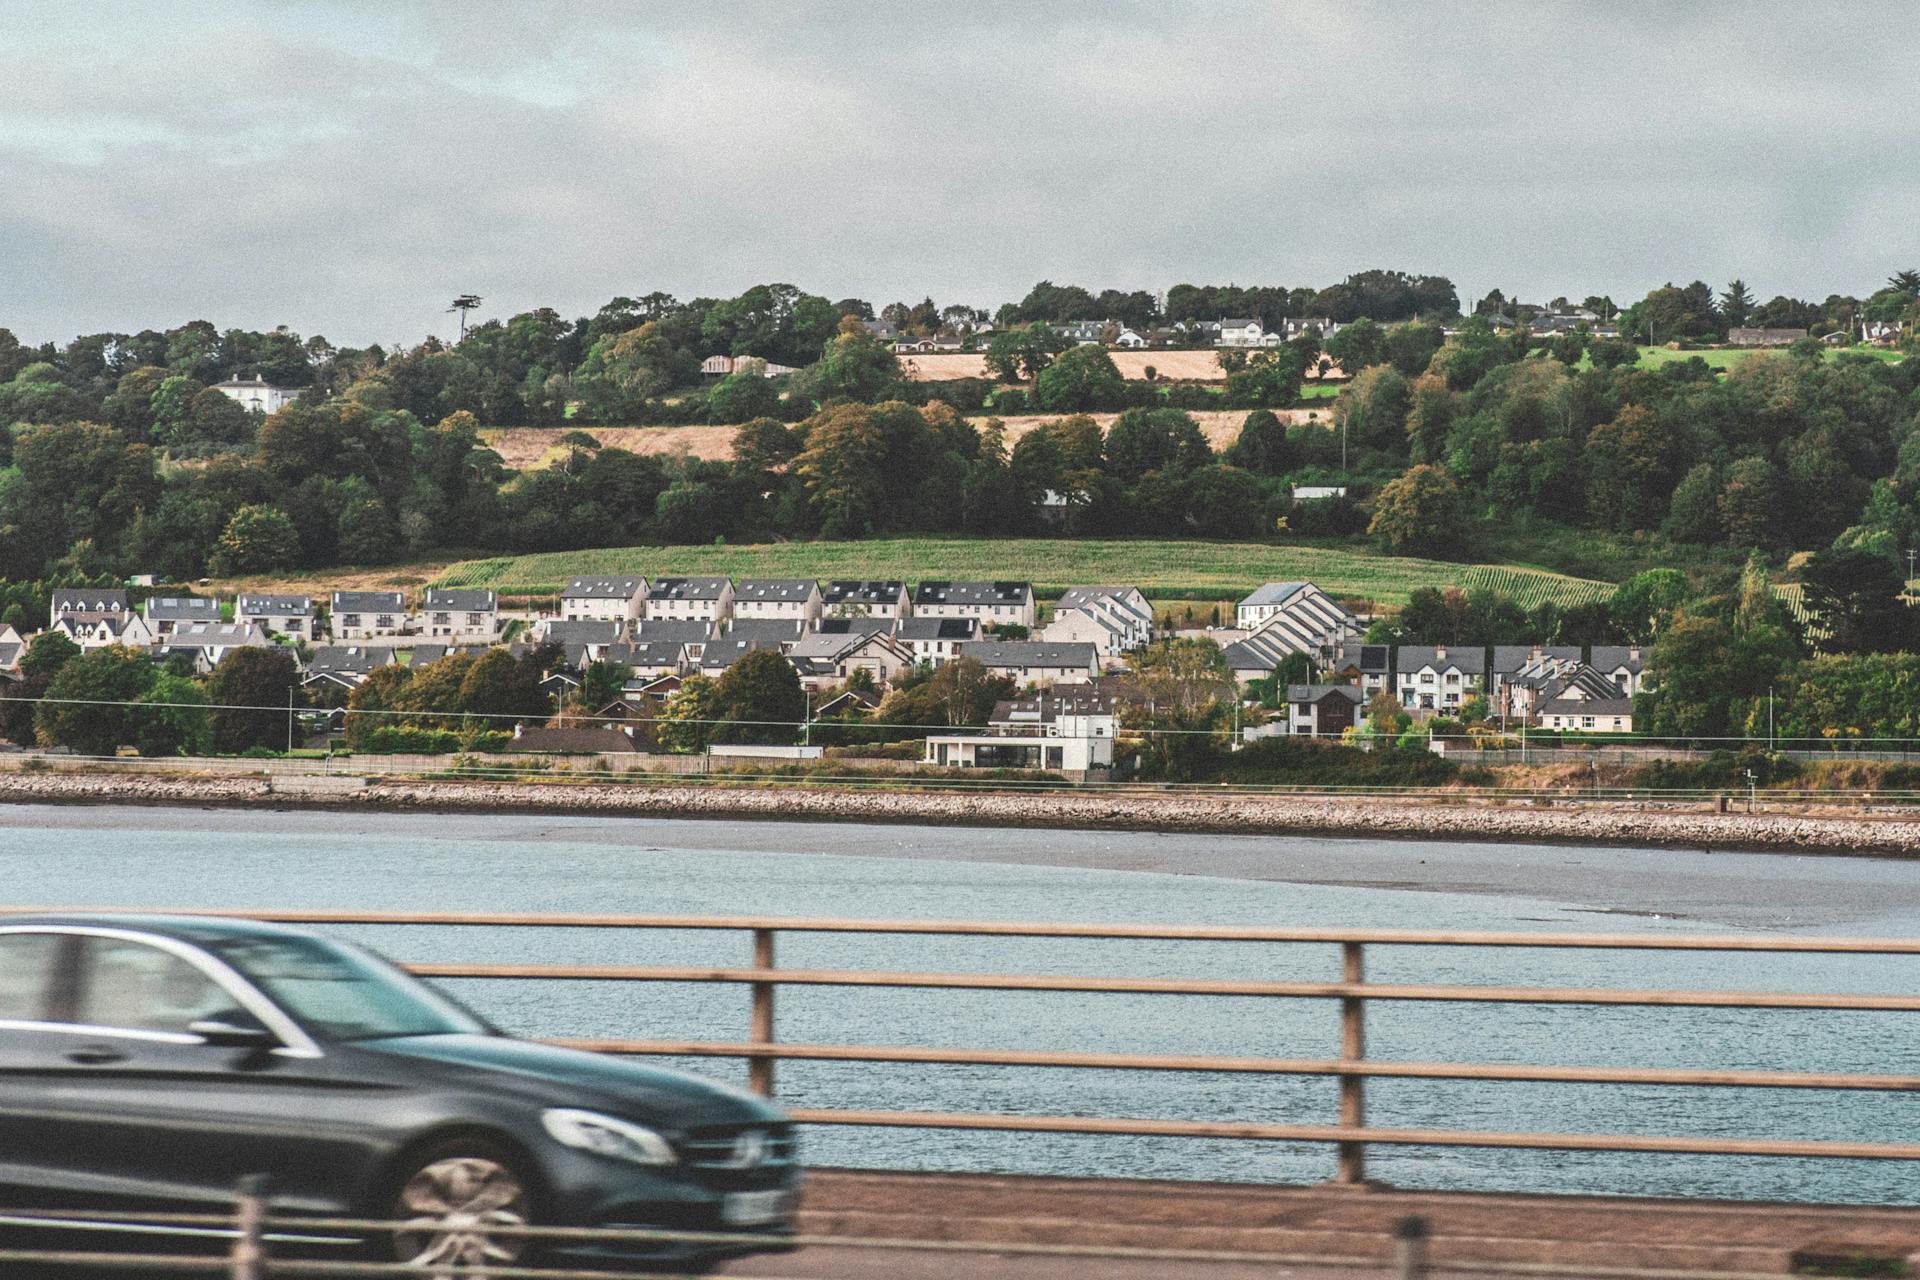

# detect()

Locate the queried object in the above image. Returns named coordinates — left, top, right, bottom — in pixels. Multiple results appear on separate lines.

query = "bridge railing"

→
left=21, top=908, right=1920, bottom=1187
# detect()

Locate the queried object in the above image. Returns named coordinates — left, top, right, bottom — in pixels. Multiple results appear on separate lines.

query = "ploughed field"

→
left=431, top=537, right=1615, bottom=607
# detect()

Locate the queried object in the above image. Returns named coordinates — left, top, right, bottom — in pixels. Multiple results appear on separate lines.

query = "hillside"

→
left=429, top=538, right=1614, bottom=608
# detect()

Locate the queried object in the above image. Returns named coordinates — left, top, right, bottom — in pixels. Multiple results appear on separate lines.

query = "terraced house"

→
left=236, top=594, right=314, bottom=638
left=733, top=579, right=823, bottom=626
left=821, top=580, right=911, bottom=621
left=420, top=588, right=499, bottom=642
left=330, top=592, right=408, bottom=641
left=646, top=577, right=734, bottom=625
left=1396, top=644, right=1485, bottom=715
left=560, top=576, right=647, bottom=624
left=142, top=595, right=221, bottom=638
left=912, top=581, right=1036, bottom=630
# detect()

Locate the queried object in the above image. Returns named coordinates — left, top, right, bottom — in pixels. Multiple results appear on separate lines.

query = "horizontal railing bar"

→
left=10, top=906, right=1920, bottom=953
left=787, top=1108, right=1920, bottom=1159
left=551, top=1038, right=1920, bottom=1091
left=410, top=963, right=1920, bottom=1010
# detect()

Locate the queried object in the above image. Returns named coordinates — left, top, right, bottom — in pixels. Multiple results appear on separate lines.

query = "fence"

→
left=20, top=907, right=1920, bottom=1185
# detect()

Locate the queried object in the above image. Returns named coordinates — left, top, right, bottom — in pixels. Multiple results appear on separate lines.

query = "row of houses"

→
left=1284, top=643, right=1647, bottom=737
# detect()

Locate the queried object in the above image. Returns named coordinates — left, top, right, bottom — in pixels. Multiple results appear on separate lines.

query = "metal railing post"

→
left=1336, top=941, right=1367, bottom=1183
left=230, top=1173, right=270, bottom=1280
left=750, top=927, right=776, bottom=1097
left=1394, top=1214, right=1429, bottom=1280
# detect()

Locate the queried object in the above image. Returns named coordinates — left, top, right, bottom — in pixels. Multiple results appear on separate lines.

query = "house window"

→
left=466, top=613, right=485, bottom=627
left=376, top=615, right=395, bottom=629
left=1582, top=716, right=1595, bottom=729
left=343, top=615, right=361, bottom=628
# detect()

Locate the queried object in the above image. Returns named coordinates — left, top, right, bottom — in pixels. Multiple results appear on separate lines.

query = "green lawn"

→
left=434, top=538, right=1615, bottom=609
left=1614, top=344, right=1902, bottom=372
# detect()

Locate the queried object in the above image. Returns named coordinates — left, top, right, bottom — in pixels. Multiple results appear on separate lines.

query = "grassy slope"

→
left=432, top=538, right=1614, bottom=607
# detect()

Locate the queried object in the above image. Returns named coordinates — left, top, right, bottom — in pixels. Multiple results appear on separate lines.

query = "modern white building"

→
left=923, top=687, right=1116, bottom=773
left=733, top=579, right=823, bottom=626
left=142, top=595, right=222, bottom=638
left=820, top=580, right=911, bottom=621
left=1396, top=644, right=1485, bottom=715
left=236, top=594, right=315, bottom=639
left=330, top=592, right=409, bottom=641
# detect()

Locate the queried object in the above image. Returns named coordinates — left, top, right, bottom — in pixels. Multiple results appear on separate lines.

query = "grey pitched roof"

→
left=168, top=622, right=265, bottom=646
left=1491, top=645, right=1581, bottom=675
left=814, top=617, right=895, bottom=637
left=306, top=645, right=393, bottom=675
left=723, top=619, right=805, bottom=643
left=1286, top=684, right=1365, bottom=704
left=698, top=638, right=780, bottom=670
left=422, top=588, right=497, bottom=611
left=897, top=617, right=977, bottom=641
left=913, top=581, right=1033, bottom=607
left=734, top=578, right=819, bottom=602
left=332, top=591, right=405, bottom=612
left=650, top=576, right=730, bottom=601
left=1221, top=639, right=1279, bottom=673
left=563, top=576, right=645, bottom=599
left=407, top=643, right=489, bottom=665
left=959, top=641, right=1096, bottom=669
left=989, top=687, right=1114, bottom=726
left=53, top=589, right=128, bottom=614
left=1543, top=665, right=1627, bottom=703
left=1239, top=581, right=1308, bottom=608
left=144, top=596, right=221, bottom=621
left=1589, top=646, right=1645, bottom=674
left=602, top=640, right=692, bottom=669
left=1055, top=586, right=1149, bottom=618
left=787, top=632, right=885, bottom=662
left=237, top=594, right=313, bottom=616
left=1332, top=642, right=1390, bottom=674
left=1395, top=645, right=1484, bottom=675
left=630, top=618, right=716, bottom=643
left=541, top=620, right=624, bottom=645
left=821, top=580, right=906, bottom=605
left=1540, top=695, right=1635, bottom=718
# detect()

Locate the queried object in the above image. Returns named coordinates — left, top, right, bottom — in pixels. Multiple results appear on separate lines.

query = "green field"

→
left=1625, top=344, right=1901, bottom=371
left=433, top=538, right=1615, bottom=609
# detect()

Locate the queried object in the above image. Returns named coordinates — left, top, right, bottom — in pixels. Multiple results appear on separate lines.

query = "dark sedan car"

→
left=0, top=914, right=800, bottom=1271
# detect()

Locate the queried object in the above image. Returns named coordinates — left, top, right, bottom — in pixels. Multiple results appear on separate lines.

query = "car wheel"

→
left=386, top=1139, right=535, bottom=1275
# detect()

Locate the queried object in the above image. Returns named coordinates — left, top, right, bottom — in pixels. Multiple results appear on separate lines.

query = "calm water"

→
left=6, top=805, right=1920, bottom=1205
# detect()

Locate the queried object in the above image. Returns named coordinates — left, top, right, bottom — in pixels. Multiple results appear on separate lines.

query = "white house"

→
left=560, top=576, right=647, bottom=624
left=1235, top=581, right=1356, bottom=633
left=646, top=577, right=734, bottom=625
left=1113, top=328, right=1149, bottom=349
left=51, top=589, right=130, bottom=624
left=1328, top=642, right=1392, bottom=698
left=209, top=377, right=296, bottom=414
left=1043, top=586, right=1152, bottom=656
left=142, top=595, right=222, bottom=638
left=1536, top=665, right=1635, bottom=733
left=1220, top=584, right=1362, bottom=684
left=924, top=687, right=1116, bottom=773
left=420, top=588, right=499, bottom=642
left=1396, top=644, right=1484, bottom=715
left=1218, top=318, right=1267, bottom=347
left=733, top=579, right=823, bottom=626
left=331, top=592, right=409, bottom=641
left=301, top=645, right=394, bottom=693
left=895, top=617, right=977, bottom=667
left=54, top=612, right=156, bottom=652
left=1490, top=645, right=1583, bottom=720
left=911, top=581, right=1036, bottom=629
left=820, top=580, right=912, bottom=621
left=236, top=594, right=315, bottom=639
left=958, top=640, right=1098, bottom=686
left=1589, top=645, right=1647, bottom=697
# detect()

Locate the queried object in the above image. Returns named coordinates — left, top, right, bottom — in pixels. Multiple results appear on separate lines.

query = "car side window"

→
left=0, top=933, right=62, bottom=1021
left=75, top=937, right=236, bottom=1034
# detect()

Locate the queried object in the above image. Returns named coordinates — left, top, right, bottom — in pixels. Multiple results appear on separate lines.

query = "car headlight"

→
left=541, top=1108, right=679, bottom=1166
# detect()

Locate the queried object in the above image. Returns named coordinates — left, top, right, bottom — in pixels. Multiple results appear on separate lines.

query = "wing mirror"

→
left=189, top=1017, right=278, bottom=1050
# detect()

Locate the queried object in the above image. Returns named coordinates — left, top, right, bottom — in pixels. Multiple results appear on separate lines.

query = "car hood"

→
left=367, top=1034, right=782, bottom=1130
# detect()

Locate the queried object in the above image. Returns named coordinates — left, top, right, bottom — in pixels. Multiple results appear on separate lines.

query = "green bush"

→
left=1625, top=748, right=1798, bottom=790
left=357, top=726, right=511, bottom=754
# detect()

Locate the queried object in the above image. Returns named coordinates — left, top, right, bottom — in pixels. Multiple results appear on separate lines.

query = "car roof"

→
left=0, top=913, right=322, bottom=946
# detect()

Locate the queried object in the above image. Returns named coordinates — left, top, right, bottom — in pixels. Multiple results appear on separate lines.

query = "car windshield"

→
left=210, top=935, right=488, bottom=1042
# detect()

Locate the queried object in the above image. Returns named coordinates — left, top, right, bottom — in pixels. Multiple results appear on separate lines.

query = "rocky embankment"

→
left=2, top=769, right=1918, bottom=855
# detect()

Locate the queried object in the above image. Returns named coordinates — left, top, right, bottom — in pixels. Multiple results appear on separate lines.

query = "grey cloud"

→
left=2, top=2, right=1918, bottom=345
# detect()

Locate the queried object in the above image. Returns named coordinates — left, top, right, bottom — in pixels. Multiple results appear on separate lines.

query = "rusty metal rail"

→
left=9, top=907, right=1920, bottom=1184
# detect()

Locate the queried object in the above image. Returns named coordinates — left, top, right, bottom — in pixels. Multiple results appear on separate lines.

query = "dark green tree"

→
left=206, top=647, right=304, bottom=753
left=712, top=649, right=805, bottom=744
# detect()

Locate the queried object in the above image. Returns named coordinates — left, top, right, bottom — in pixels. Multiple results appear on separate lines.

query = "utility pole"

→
left=286, top=685, right=295, bottom=754
left=447, top=294, right=483, bottom=341
left=802, top=690, right=812, bottom=747
left=1907, top=549, right=1916, bottom=600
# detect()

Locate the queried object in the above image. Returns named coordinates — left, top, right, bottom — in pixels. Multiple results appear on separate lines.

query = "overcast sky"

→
left=4, top=2, right=1917, bottom=346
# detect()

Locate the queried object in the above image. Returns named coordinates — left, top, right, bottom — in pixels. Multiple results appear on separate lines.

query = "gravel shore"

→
left=2, top=771, right=1917, bottom=856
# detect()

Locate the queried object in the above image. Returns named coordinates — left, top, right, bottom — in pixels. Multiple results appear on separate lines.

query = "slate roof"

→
left=989, top=687, right=1114, bottom=726
left=698, top=638, right=780, bottom=670
left=1589, top=646, right=1645, bottom=675
left=601, top=640, right=692, bottom=669
left=1239, top=581, right=1308, bottom=609
left=821, top=580, right=906, bottom=606
left=237, top=594, right=313, bottom=617
left=1491, top=645, right=1581, bottom=676
left=897, top=617, right=977, bottom=641
left=422, top=588, right=497, bottom=611
left=332, top=592, right=405, bottom=613
left=913, top=581, right=1033, bottom=607
left=305, top=646, right=393, bottom=675
left=630, top=618, right=716, bottom=643
left=723, top=619, right=805, bottom=643
left=734, top=579, right=819, bottom=602
left=1395, top=646, right=1485, bottom=676
left=166, top=622, right=265, bottom=646
left=52, top=589, right=128, bottom=615
left=650, top=576, right=730, bottom=601
left=144, top=596, right=221, bottom=622
left=541, top=620, right=624, bottom=646
left=1286, top=684, right=1365, bottom=704
left=959, top=641, right=1096, bottom=669
left=562, top=576, right=645, bottom=600
left=814, top=617, right=895, bottom=637
left=505, top=727, right=644, bottom=754
left=1331, top=642, right=1390, bottom=674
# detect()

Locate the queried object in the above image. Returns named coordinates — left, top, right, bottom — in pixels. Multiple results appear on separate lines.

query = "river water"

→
left=6, top=804, right=1920, bottom=1205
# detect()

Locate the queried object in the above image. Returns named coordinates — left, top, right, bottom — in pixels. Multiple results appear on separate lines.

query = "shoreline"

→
left=3, top=772, right=1918, bottom=858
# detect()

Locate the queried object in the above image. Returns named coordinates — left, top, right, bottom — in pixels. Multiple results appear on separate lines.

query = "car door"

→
left=27, top=931, right=389, bottom=1216
left=0, top=929, right=81, bottom=1208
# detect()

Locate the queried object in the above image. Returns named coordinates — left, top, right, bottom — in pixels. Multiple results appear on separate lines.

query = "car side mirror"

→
left=189, top=1017, right=278, bottom=1050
